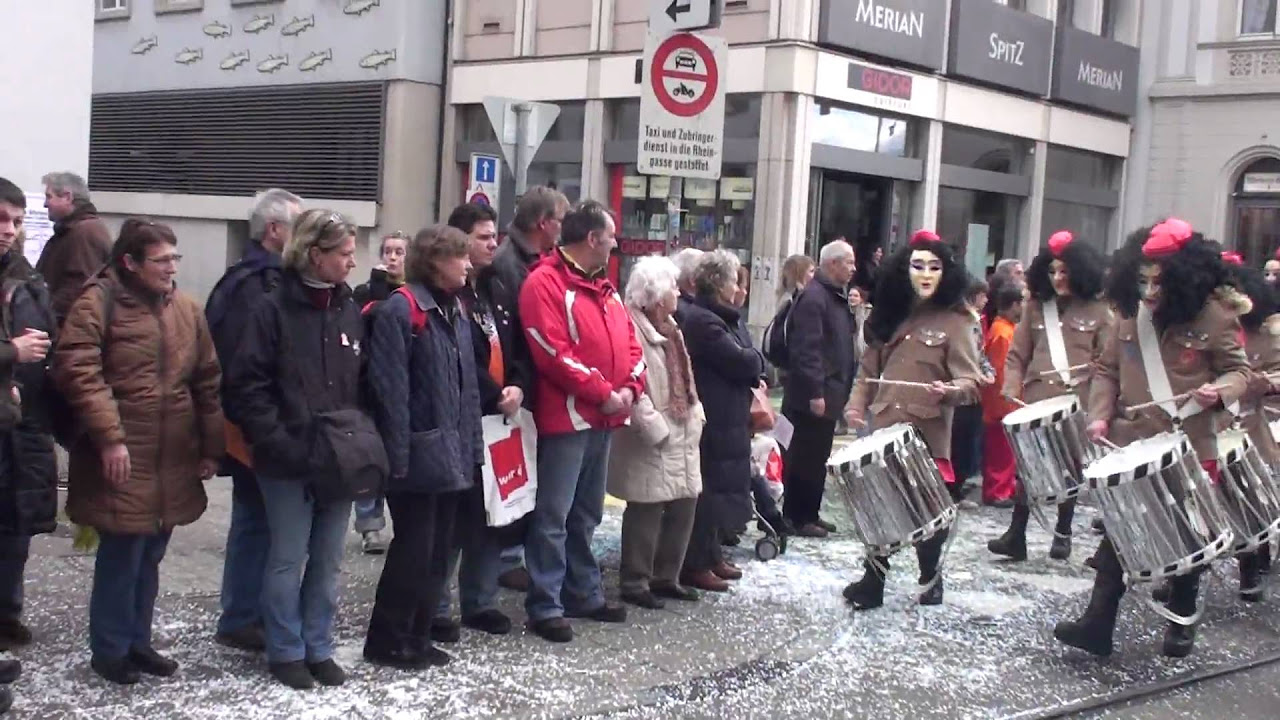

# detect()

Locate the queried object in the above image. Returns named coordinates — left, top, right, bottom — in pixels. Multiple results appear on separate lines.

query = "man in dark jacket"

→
left=206, top=188, right=300, bottom=653
left=476, top=186, right=568, bottom=591
left=781, top=240, right=857, bottom=538
left=0, top=178, right=55, bottom=708
left=35, top=172, right=112, bottom=328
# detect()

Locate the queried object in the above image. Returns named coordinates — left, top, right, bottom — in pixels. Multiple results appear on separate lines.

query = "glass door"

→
left=1234, top=200, right=1280, bottom=267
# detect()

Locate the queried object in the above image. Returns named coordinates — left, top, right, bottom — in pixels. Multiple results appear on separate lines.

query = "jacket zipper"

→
left=154, top=305, right=169, bottom=533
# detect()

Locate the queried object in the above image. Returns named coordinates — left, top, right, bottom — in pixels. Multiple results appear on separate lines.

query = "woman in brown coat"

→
left=54, top=219, right=223, bottom=685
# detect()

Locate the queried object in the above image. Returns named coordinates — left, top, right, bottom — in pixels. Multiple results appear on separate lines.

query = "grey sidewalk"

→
left=8, top=475, right=1280, bottom=719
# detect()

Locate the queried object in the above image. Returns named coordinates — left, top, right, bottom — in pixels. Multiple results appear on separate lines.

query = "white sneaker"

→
left=361, top=530, right=388, bottom=555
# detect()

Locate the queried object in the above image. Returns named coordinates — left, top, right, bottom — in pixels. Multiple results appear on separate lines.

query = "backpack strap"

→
left=394, top=285, right=429, bottom=336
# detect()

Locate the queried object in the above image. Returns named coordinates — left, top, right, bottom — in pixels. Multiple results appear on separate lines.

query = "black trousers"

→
left=870, top=529, right=949, bottom=583
left=782, top=412, right=836, bottom=526
left=950, top=404, right=983, bottom=482
left=1093, top=535, right=1201, bottom=616
left=366, top=491, right=461, bottom=653
left=683, top=494, right=724, bottom=573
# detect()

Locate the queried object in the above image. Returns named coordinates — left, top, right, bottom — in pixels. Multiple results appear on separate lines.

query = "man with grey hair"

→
left=206, top=187, right=301, bottom=653
left=780, top=240, right=857, bottom=538
left=671, top=247, right=702, bottom=323
left=36, top=171, right=112, bottom=327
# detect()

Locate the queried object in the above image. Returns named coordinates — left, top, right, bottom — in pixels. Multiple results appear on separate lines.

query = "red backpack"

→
left=362, top=285, right=428, bottom=335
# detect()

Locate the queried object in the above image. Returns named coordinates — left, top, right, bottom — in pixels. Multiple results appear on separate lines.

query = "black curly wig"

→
left=1108, top=226, right=1227, bottom=329
left=1025, top=241, right=1105, bottom=303
left=1231, top=265, right=1275, bottom=333
left=866, top=239, right=969, bottom=343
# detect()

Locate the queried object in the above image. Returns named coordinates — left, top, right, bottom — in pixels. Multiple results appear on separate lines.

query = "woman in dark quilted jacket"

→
left=363, top=224, right=483, bottom=671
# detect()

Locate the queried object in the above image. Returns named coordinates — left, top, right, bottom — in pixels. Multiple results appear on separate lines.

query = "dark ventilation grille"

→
left=89, top=82, right=386, bottom=202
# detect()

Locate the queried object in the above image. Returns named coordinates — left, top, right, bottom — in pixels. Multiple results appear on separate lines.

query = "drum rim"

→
left=1002, top=394, right=1081, bottom=432
left=1216, top=427, right=1255, bottom=466
left=1084, top=432, right=1193, bottom=488
left=827, top=422, right=916, bottom=473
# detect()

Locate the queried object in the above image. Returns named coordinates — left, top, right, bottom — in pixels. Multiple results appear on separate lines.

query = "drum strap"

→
left=1135, top=305, right=1206, bottom=421
left=1041, top=299, right=1073, bottom=385
left=1143, top=595, right=1203, bottom=626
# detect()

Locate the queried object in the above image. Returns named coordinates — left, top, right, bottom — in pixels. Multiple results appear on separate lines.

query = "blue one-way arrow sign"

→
left=474, top=156, right=497, bottom=184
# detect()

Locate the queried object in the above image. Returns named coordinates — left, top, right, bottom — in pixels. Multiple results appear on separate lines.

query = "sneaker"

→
left=91, top=655, right=141, bottom=685
left=529, top=617, right=574, bottom=643
left=306, top=658, right=346, bottom=687
left=620, top=590, right=665, bottom=610
left=270, top=661, right=315, bottom=689
left=0, top=619, right=32, bottom=649
left=461, top=609, right=512, bottom=635
left=498, top=566, right=531, bottom=592
left=0, top=658, right=21, bottom=685
left=127, top=647, right=178, bottom=677
left=429, top=617, right=460, bottom=644
left=361, top=530, right=388, bottom=555
left=651, top=582, right=700, bottom=602
left=215, top=624, right=266, bottom=652
left=565, top=602, right=627, bottom=623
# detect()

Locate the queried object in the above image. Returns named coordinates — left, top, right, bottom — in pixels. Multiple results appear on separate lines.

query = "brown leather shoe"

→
left=712, top=561, right=743, bottom=581
left=498, top=566, right=531, bottom=592
left=794, top=523, right=830, bottom=538
left=680, top=570, right=729, bottom=592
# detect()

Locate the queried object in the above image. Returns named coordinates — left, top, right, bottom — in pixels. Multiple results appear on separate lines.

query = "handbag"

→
left=480, top=409, right=538, bottom=529
left=749, top=386, right=776, bottom=433
left=307, top=407, right=388, bottom=506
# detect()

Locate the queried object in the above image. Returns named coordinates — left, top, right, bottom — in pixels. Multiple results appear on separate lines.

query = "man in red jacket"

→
left=518, top=200, right=646, bottom=643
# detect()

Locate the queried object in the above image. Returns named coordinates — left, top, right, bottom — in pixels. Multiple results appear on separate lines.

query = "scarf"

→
left=655, top=316, right=693, bottom=421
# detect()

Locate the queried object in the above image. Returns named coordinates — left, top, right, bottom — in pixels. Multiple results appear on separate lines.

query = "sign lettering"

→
left=988, top=33, right=1026, bottom=66
left=1077, top=61, right=1123, bottom=92
left=855, top=0, right=924, bottom=38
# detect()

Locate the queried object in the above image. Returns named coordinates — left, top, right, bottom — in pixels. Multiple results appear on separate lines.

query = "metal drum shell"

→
left=1213, top=429, right=1280, bottom=554
left=1002, top=395, right=1101, bottom=506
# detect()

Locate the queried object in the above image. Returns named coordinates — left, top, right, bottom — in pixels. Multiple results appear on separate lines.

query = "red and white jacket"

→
left=518, top=249, right=647, bottom=435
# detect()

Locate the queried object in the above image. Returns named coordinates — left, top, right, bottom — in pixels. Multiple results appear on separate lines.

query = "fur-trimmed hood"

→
left=1215, top=284, right=1253, bottom=317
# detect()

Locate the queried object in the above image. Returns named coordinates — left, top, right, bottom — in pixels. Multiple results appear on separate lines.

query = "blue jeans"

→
left=218, top=468, right=270, bottom=635
left=499, top=545, right=524, bottom=571
left=258, top=476, right=352, bottom=664
left=525, top=429, right=612, bottom=622
left=89, top=531, right=171, bottom=659
left=0, top=534, right=30, bottom=621
left=353, top=496, right=387, bottom=533
left=435, top=489, right=502, bottom=619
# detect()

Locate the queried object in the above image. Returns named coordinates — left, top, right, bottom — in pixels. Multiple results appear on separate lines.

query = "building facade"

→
left=439, top=0, right=1143, bottom=332
left=1124, top=0, right=1280, bottom=265
left=89, top=0, right=448, bottom=300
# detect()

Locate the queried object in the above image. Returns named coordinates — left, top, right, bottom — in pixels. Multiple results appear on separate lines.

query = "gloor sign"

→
left=947, top=0, right=1053, bottom=97
left=817, top=0, right=947, bottom=72
left=1050, top=25, right=1140, bottom=117
left=638, top=31, right=727, bottom=180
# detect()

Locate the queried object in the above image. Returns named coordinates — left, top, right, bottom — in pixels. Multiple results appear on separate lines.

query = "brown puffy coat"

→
left=53, top=271, right=224, bottom=534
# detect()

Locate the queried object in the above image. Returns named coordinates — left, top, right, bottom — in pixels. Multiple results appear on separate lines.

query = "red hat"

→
left=1047, top=230, right=1073, bottom=258
left=1274, top=246, right=1280, bottom=262
left=1221, top=251, right=1244, bottom=266
left=910, top=229, right=940, bottom=247
left=1141, top=218, right=1194, bottom=259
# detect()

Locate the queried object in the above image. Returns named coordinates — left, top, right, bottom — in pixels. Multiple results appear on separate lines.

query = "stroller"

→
left=749, top=435, right=789, bottom=561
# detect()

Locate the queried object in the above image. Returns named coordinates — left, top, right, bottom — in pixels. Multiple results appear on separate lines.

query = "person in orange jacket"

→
left=980, top=283, right=1026, bottom=507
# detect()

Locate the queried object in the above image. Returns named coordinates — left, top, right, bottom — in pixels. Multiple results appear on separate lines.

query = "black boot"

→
left=1054, top=539, right=1123, bottom=657
left=843, top=558, right=887, bottom=611
left=1049, top=499, right=1076, bottom=560
left=1260, top=543, right=1273, bottom=576
left=1162, top=573, right=1201, bottom=658
left=1151, top=581, right=1171, bottom=604
left=1241, top=551, right=1265, bottom=602
left=917, top=532, right=947, bottom=606
left=988, top=504, right=1029, bottom=561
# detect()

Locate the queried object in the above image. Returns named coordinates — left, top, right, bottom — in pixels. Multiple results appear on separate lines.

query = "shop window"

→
left=1042, top=145, right=1119, bottom=248
left=1045, top=146, right=1118, bottom=189
left=1043, top=201, right=1112, bottom=248
left=1240, top=0, right=1279, bottom=35
left=938, top=188, right=1022, bottom=275
left=610, top=95, right=761, bottom=141
left=457, top=102, right=586, bottom=143
left=941, top=126, right=1032, bottom=175
left=811, top=103, right=912, bottom=157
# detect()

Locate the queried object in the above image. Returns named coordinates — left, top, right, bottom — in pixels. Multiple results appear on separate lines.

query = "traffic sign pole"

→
left=513, top=103, right=531, bottom=199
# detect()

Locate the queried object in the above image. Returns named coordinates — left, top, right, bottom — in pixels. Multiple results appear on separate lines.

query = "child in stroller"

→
left=722, top=435, right=792, bottom=560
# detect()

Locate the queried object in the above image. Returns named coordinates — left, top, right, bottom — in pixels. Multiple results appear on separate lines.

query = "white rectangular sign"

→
left=22, top=193, right=52, bottom=266
left=1243, top=172, right=1280, bottom=194
left=638, top=31, right=727, bottom=181
left=467, top=153, right=503, bottom=210
left=649, top=0, right=717, bottom=34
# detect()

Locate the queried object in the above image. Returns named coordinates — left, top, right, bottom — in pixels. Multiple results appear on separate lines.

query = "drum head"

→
left=1270, top=418, right=1280, bottom=445
left=828, top=423, right=916, bottom=473
left=1217, top=428, right=1253, bottom=463
left=1084, top=432, right=1190, bottom=488
left=1002, top=394, right=1081, bottom=432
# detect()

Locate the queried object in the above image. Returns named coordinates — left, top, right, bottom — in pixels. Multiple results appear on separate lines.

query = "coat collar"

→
left=280, top=269, right=352, bottom=308
left=693, top=294, right=741, bottom=324
left=628, top=306, right=668, bottom=346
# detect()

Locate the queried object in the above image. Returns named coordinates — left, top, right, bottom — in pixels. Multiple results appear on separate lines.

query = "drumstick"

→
left=1096, top=436, right=1120, bottom=451
left=1124, top=384, right=1231, bottom=414
left=864, top=378, right=956, bottom=390
left=1036, top=364, right=1090, bottom=377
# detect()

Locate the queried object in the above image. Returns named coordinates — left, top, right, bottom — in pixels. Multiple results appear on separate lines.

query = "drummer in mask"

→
left=843, top=230, right=982, bottom=610
left=989, top=231, right=1111, bottom=563
left=1056, top=219, right=1250, bottom=659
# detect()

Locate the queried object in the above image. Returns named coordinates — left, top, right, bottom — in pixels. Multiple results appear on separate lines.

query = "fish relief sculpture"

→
left=243, top=14, right=275, bottom=34
left=131, top=36, right=158, bottom=55
left=202, top=21, right=232, bottom=38
left=281, top=15, right=315, bottom=37
left=343, top=0, right=381, bottom=16
left=257, top=54, right=289, bottom=73
left=175, top=48, right=203, bottom=65
left=299, top=49, right=332, bottom=72
left=220, top=50, right=251, bottom=71
left=359, top=49, right=396, bottom=70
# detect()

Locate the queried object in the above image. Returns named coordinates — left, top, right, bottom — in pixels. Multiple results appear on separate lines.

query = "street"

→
left=10, top=468, right=1280, bottom=719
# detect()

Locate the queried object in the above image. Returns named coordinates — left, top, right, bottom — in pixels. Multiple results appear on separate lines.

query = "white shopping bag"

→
left=751, top=435, right=784, bottom=503
left=481, top=409, right=538, bottom=528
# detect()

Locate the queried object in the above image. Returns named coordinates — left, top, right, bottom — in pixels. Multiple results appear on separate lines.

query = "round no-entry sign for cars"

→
left=468, top=191, right=490, bottom=206
left=650, top=33, right=719, bottom=118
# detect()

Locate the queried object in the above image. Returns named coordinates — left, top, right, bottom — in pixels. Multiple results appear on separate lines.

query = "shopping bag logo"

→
left=490, top=428, right=529, bottom=502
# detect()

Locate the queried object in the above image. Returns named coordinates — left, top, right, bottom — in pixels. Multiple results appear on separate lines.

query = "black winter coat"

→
left=353, top=267, right=402, bottom=308
left=0, top=252, right=57, bottom=535
left=681, top=295, right=764, bottom=529
left=224, top=270, right=365, bottom=483
left=782, top=271, right=857, bottom=422
left=365, top=283, right=482, bottom=494
left=476, top=230, right=539, bottom=408
left=461, top=283, right=504, bottom=415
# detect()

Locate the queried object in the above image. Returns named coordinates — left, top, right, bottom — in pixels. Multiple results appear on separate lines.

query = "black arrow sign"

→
left=666, top=0, right=692, bottom=23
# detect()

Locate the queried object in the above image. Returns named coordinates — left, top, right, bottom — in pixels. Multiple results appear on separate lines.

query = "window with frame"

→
left=100, top=0, right=126, bottom=9
left=1241, top=0, right=1279, bottom=35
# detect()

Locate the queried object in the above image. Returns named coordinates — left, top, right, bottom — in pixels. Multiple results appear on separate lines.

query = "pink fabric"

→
left=1142, top=218, right=1194, bottom=258
left=934, top=457, right=956, bottom=485
left=911, top=229, right=940, bottom=246
left=981, top=423, right=1017, bottom=503
left=1048, top=230, right=1073, bottom=258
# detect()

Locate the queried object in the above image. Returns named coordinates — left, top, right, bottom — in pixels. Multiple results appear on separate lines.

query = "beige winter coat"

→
left=606, top=307, right=705, bottom=504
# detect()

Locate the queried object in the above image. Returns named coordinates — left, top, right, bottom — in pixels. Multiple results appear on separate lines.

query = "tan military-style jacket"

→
left=1003, top=296, right=1112, bottom=405
left=1088, top=288, right=1251, bottom=461
left=849, top=304, right=982, bottom=459
left=1241, top=314, right=1280, bottom=466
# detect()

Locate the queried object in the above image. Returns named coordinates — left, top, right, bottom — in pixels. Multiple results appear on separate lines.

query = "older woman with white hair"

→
left=607, top=257, right=706, bottom=609
left=671, top=247, right=703, bottom=323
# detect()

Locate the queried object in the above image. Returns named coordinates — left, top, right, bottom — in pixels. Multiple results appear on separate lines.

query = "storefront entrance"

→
left=1232, top=158, right=1280, bottom=265
left=806, top=169, right=894, bottom=278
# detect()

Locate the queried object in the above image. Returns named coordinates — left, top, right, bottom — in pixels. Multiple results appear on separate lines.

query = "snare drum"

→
left=827, top=423, right=956, bottom=556
left=1214, top=429, right=1280, bottom=554
left=1002, top=395, right=1102, bottom=506
left=1084, top=433, right=1233, bottom=584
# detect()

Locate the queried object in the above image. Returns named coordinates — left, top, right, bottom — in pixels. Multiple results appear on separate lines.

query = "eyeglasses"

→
left=317, top=212, right=346, bottom=238
left=144, top=254, right=183, bottom=266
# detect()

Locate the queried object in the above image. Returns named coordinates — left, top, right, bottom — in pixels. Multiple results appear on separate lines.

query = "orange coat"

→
left=982, top=316, right=1018, bottom=424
